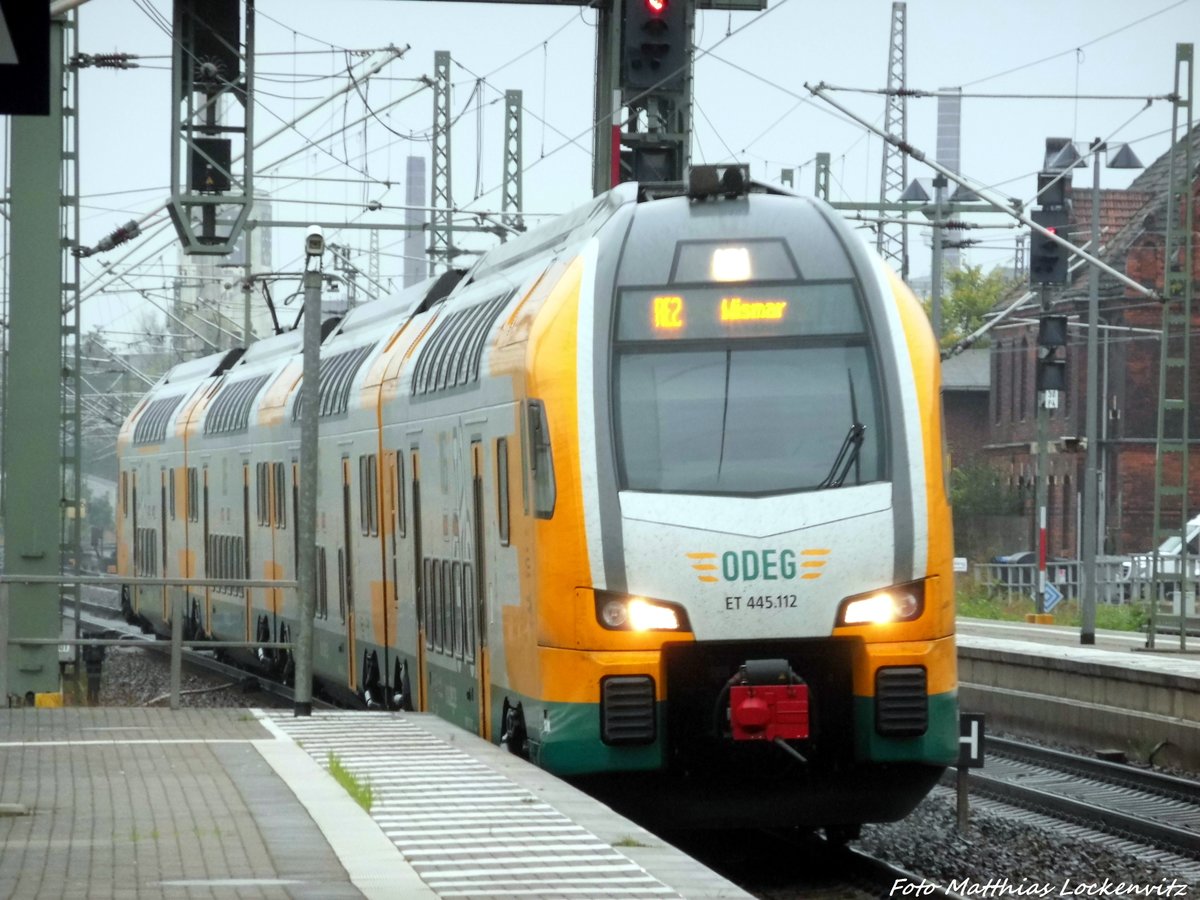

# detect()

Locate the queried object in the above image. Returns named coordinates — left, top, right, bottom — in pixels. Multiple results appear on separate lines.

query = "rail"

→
left=1, top=574, right=298, bottom=709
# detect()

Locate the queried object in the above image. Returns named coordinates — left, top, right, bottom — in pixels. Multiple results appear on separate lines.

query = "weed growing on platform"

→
left=327, top=752, right=373, bottom=812
left=613, top=836, right=650, bottom=848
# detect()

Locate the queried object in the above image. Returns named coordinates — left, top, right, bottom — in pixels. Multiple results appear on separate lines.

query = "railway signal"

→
left=1029, top=207, right=1070, bottom=285
left=622, top=0, right=688, bottom=90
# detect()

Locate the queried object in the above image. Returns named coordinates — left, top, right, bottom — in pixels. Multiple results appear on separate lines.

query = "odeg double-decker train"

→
left=118, top=165, right=957, bottom=832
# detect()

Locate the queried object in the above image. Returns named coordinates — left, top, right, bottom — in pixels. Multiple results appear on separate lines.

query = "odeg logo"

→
left=688, top=548, right=829, bottom=583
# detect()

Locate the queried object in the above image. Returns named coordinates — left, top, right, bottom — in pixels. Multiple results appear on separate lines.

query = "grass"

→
left=612, top=836, right=650, bottom=848
left=956, top=576, right=1148, bottom=632
left=327, top=752, right=374, bottom=812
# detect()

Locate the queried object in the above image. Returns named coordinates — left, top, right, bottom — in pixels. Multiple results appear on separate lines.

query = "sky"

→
left=41, top=0, right=1200, bottom=343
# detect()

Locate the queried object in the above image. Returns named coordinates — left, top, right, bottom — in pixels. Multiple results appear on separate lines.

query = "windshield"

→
left=612, top=281, right=885, bottom=496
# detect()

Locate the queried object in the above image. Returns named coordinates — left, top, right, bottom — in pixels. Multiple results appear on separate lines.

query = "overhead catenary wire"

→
left=803, top=81, right=1162, bottom=308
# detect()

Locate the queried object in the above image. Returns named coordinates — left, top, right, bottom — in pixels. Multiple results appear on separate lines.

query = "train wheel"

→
left=499, top=699, right=528, bottom=759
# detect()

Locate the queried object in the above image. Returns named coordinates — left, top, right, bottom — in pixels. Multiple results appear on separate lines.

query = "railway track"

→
left=59, top=591, right=331, bottom=709
left=957, top=735, right=1200, bottom=861
left=662, top=827, right=967, bottom=899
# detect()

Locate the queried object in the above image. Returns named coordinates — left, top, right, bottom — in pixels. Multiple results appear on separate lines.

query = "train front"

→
left=531, top=180, right=957, bottom=831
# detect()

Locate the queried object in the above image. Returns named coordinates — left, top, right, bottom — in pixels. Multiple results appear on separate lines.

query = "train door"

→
left=470, top=440, right=489, bottom=738
left=341, top=457, right=357, bottom=691
left=385, top=452, right=400, bottom=704
left=411, top=449, right=426, bottom=711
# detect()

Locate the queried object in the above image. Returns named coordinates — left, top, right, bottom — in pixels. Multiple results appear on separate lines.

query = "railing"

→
left=1, top=574, right=297, bottom=709
left=972, top=556, right=1130, bottom=605
left=972, top=557, right=1199, bottom=639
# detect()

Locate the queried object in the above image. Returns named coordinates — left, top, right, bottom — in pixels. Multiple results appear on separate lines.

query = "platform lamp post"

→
left=1076, top=139, right=1143, bottom=645
left=294, top=226, right=325, bottom=716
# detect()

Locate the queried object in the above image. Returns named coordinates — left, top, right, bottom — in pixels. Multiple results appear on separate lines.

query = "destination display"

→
left=617, top=282, right=864, bottom=341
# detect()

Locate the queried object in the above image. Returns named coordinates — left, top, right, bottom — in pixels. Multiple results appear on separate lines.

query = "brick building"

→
left=983, top=126, right=1200, bottom=558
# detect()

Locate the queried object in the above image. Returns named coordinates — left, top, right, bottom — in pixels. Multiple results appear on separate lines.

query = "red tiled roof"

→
left=1069, top=188, right=1154, bottom=250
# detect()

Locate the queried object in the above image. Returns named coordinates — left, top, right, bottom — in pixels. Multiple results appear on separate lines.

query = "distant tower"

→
left=404, top=156, right=427, bottom=287
left=937, top=87, right=963, bottom=272
left=876, top=1, right=908, bottom=278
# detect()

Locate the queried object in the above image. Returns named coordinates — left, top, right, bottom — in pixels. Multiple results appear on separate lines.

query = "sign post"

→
left=956, top=713, right=986, bottom=831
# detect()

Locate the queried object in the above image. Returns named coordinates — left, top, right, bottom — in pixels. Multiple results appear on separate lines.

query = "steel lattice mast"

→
left=876, top=1, right=908, bottom=279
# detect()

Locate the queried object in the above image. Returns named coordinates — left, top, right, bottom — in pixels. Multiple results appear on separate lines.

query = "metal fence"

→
left=973, top=555, right=1131, bottom=605
left=1, top=574, right=297, bottom=709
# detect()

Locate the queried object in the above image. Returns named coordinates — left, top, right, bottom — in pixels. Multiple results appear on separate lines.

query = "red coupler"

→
left=729, top=683, right=809, bottom=741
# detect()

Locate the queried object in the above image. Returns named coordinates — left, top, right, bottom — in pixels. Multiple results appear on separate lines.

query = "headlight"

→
left=837, top=583, right=924, bottom=626
left=596, top=593, right=688, bottom=632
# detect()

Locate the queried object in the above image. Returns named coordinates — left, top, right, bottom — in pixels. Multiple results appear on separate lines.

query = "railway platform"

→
left=956, top=617, right=1200, bottom=771
left=0, top=707, right=751, bottom=899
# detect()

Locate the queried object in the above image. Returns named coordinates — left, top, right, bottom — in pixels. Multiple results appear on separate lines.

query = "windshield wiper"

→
left=818, top=369, right=865, bottom=489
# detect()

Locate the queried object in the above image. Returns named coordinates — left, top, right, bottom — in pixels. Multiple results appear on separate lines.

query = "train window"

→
left=337, top=549, right=347, bottom=623
left=187, top=468, right=199, bottom=522
left=422, top=558, right=434, bottom=650
left=444, top=564, right=451, bottom=657
left=395, top=452, right=407, bottom=538
left=292, top=344, right=375, bottom=420
left=614, top=343, right=885, bottom=495
left=135, top=527, right=158, bottom=577
left=463, top=562, right=476, bottom=662
left=121, top=471, right=129, bottom=518
left=496, top=438, right=510, bottom=545
left=168, top=469, right=176, bottom=520
left=255, top=463, right=267, bottom=526
left=133, top=393, right=185, bottom=445
left=527, top=400, right=556, bottom=518
left=316, top=547, right=329, bottom=619
left=205, top=375, right=269, bottom=436
left=410, top=291, right=514, bottom=396
left=274, top=463, right=287, bottom=529
left=451, top=561, right=462, bottom=659
left=359, top=455, right=378, bottom=537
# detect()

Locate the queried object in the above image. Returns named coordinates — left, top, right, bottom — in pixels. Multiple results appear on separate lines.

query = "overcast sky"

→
left=46, top=0, right=1200, bottom=339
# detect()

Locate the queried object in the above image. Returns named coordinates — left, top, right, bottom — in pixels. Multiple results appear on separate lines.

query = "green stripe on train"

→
left=506, top=696, right=665, bottom=775
left=853, top=691, right=959, bottom=765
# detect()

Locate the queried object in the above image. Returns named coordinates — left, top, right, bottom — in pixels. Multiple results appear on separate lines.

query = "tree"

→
left=923, top=264, right=1016, bottom=350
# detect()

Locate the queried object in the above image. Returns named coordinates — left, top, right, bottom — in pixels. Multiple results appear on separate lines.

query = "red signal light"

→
left=647, top=0, right=667, bottom=12
left=1045, top=226, right=1057, bottom=236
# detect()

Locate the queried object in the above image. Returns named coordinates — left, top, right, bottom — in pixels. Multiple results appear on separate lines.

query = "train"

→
left=117, top=165, right=958, bottom=833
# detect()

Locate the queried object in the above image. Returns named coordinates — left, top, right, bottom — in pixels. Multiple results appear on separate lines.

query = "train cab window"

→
left=612, top=281, right=886, bottom=495
left=496, top=438, right=510, bottom=545
left=527, top=400, right=556, bottom=518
